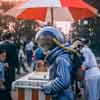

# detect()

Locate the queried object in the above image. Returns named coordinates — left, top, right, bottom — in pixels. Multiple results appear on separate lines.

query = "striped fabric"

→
left=42, top=47, right=74, bottom=100
left=12, top=72, right=50, bottom=100
left=17, top=88, right=51, bottom=100
left=5, top=0, right=97, bottom=21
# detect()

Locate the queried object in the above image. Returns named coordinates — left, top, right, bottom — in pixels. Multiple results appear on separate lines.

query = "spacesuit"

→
left=35, top=26, right=74, bottom=100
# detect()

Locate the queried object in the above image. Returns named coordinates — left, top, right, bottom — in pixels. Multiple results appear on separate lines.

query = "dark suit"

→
left=1, top=40, right=19, bottom=91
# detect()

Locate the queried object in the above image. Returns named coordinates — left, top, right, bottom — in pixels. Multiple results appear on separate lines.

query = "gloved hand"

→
left=40, top=85, right=52, bottom=95
left=40, top=85, right=58, bottom=98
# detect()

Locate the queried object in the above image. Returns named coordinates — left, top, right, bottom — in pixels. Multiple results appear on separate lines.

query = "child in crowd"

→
left=0, top=48, right=10, bottom=99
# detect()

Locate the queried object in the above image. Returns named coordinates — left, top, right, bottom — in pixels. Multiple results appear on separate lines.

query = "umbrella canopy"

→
left=5, top=0, right=97, bottom=22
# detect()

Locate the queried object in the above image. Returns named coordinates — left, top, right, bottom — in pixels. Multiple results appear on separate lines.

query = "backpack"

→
left=53, top=39, right=85, bottom=82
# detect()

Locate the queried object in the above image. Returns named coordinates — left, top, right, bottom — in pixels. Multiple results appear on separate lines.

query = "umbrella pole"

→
left=51, top=8, right=54, bottom=25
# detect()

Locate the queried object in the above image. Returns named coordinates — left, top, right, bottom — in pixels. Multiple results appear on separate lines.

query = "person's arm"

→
left=81, top=49, right=90, bottom=69
left=41, top=56, right=71, bottom=95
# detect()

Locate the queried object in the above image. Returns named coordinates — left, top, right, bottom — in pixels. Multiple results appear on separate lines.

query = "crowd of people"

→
left=0, top=26, right=47, bottom=100
left=0, top=21, right=99, bottom=100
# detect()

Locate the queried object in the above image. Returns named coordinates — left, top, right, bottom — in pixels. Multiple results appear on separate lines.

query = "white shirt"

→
left=81, top=46, right=97, bottom=68
left=81, top=46, right=100, bottom=79
left=25, top=41, right=34, bottom=51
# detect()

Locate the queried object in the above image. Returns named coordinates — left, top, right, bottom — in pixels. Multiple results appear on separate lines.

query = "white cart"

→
left=12, top=72, right=51, bottom=100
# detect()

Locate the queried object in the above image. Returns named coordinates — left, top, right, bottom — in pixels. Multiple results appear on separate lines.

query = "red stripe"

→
left=17, top=8, right=47, bottom=21
left=18, top=88, right=25, bottom=100
left=32, top=89, right=39, bottom=100
left=46, top=96, right=51, bottom=100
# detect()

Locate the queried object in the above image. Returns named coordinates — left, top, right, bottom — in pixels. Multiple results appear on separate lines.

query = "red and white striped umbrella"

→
left=5, top=0, right=97, bottom=23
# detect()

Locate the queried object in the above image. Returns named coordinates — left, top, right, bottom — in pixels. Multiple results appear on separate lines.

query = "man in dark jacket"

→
left=1, top=33, right=19, bottom=100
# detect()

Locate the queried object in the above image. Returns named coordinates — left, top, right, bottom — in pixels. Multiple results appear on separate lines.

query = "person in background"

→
left=0, top=33, right=19, bottom=100
left=75, top=38, right=100, bottom=100
left=72, top=39, right=85, bottom=98
left=35, top=26, right=74, bottom=100
left=32, top=42, right=46, bottom=71
left=0, top=48, right=11, bottom=100
left=32, top=42, right=38, bottom=71
left=25, top=39, right=34, bottom=67
left=17, top=45, right=28, bottom=74
left=33, top=47, right=46, bottom=71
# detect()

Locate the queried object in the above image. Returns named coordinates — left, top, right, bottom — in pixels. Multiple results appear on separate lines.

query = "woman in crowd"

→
left=73, top=38, right=100, bottom=100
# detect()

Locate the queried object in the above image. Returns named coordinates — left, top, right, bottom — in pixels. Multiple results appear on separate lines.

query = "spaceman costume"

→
left=35, top=26, right=74, bottom=100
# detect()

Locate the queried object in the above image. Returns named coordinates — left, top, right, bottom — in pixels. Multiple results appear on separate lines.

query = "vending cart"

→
left=12, top=72, right=51, bottom=100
